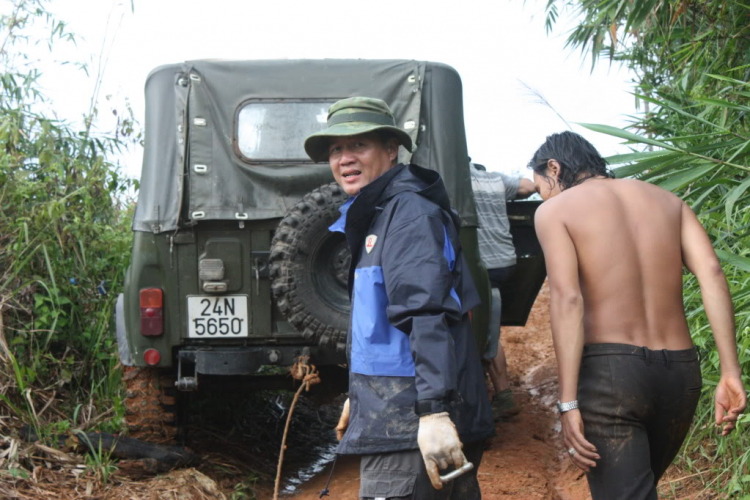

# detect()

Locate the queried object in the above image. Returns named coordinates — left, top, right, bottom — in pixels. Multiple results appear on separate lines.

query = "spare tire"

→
left=270, top=182, right=351, bottom=348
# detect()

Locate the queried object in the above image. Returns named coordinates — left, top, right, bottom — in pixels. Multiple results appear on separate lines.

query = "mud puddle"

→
left=180, top=385, right=346, bottom=498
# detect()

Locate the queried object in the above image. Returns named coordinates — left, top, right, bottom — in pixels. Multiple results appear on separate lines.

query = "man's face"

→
left=328, top=133, right=398, bottom=196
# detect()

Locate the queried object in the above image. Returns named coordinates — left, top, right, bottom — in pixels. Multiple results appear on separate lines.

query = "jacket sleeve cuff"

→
left=415, top=398, right=452, bottom=416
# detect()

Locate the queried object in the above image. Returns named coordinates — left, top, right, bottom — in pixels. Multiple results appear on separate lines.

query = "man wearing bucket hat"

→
left=305, top=97, right=494, bottom=499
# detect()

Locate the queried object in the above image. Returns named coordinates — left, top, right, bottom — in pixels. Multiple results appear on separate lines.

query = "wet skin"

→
left=536, top=175, right=693, bottom=350
left=533, top=162, right=746, bottom=472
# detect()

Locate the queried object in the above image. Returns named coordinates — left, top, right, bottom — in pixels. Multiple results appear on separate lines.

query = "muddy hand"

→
left=417, top=412, right=467, bottom=490
left=715, top=375, right=747, bottom=436
left=561, top=409, right=600, bottom=472
left=336, top=398, right=350, bottom=441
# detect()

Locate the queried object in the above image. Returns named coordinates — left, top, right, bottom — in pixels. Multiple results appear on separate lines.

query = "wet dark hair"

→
left=528, top=131, right=613, bottom=190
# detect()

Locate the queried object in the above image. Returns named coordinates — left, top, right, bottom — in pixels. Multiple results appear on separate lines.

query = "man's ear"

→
left=547, top=159, right=561, bottom=180
left=387, top=138, right=399, bottom=162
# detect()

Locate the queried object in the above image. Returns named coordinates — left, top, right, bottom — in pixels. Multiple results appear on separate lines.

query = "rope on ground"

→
left=272, top=355, right=321, bottom=500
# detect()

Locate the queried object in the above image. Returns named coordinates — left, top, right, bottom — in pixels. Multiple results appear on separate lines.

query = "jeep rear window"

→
left=236, top=100, right=336, bottom=162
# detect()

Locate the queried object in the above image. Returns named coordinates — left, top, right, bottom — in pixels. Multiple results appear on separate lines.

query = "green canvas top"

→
left=133, top=59, right=478, bottom=233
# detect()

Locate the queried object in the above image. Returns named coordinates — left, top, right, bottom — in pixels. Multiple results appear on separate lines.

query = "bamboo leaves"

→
left=726, top=176, right=750, bottom=228
left=716, top=251, right=750, bottom=273
left=578, top=122, right=676, bottom=149
left=658, top=163, right=717, bottom=192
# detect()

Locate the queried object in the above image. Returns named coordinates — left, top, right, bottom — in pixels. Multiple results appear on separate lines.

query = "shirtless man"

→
left=529, top=131, right=746, bottom=499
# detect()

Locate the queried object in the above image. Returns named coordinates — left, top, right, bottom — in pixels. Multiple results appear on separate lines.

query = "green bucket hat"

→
left=304, top=97, right=413, bottom=163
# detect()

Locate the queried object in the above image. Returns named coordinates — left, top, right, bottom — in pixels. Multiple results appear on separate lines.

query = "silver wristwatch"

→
left=556, top=400, right=579, bottom=413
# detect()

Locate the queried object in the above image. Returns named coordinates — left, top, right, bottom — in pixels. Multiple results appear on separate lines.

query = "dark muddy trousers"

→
left=359, top=440, right=485, bottom=500
left=578, top=343, right=701, bottom=500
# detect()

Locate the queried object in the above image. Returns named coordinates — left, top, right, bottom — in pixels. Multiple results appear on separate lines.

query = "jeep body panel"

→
left=120, top=59, right=544, bottom=372
left=133, top=59, right=477, bottom=234
left=501, top=200, right=546, bottom=326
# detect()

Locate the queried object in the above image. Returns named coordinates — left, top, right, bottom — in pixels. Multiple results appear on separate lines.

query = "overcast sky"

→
left=27, top=0, right=637, bottom=179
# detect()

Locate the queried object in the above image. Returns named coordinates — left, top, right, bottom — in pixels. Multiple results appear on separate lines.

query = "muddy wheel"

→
left=122, top=366, right=178, bottom=444
left=270, top=182, right=351, bottom=348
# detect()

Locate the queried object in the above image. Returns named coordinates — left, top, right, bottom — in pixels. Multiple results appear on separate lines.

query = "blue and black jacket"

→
left=332, top=163, right=495, bottom=455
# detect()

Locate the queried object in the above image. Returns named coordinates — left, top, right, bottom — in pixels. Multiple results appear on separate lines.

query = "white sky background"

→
left=23, top=0, right=637, bottom=179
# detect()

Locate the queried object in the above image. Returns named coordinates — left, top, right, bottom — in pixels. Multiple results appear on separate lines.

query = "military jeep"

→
left=115, top=59, right=546, bottom=443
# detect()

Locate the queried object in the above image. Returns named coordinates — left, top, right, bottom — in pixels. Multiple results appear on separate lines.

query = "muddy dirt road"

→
left=4, top=285, right=708, bottom=500
left=286, top=285, right=705, bottom=500
left=287, top=285, right=589, bottom=500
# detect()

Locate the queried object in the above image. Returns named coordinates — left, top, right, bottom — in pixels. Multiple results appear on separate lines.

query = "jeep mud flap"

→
left=174, top=346, right=344, bottom=391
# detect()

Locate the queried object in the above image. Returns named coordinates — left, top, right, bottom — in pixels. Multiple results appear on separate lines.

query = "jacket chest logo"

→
left=365, top=234, right=378, bottom=254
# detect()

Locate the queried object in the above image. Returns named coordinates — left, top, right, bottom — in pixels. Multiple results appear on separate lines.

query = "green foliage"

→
left=230, top=475, right=260, bottom=500
left=79, top=433, right=118, bottom=485
left=546, top=0, right=750, bottom=495
left=0, top=0, right=137, bottom=453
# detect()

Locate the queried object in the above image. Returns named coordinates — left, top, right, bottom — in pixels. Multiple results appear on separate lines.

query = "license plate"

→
left=187, top=295, right=248, bottom=338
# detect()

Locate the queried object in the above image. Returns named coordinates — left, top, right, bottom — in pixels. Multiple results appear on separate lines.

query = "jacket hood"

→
left=352, top=163, right=460, bottom=228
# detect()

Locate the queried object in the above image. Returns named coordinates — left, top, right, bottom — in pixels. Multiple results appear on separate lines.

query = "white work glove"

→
left=335, top=398, right=350, bottom=441
left=417, top=412, right=467, bottom=490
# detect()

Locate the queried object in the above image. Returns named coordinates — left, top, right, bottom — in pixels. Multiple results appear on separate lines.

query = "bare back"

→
left=553, top=178, right=692, bottom=349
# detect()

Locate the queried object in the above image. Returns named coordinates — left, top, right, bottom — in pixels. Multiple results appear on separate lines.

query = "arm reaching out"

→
left=680, top=203, right=746, bottom=435
left=516, top=178, right=536, bottom=199
left=535, top=202, right=599, bottom=470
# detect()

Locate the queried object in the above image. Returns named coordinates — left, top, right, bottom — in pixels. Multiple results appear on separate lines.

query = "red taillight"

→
left=140, top=288, right=164, bottom=336
left=143, top=348, right=161, bottom=366
left=140, top=288, right=163, bottom=307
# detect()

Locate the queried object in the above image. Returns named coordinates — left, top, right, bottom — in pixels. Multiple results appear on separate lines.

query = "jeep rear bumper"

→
left=174, top=345, right=346, bottom=391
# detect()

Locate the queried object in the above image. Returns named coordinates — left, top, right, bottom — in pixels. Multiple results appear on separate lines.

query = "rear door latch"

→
left=252, top=251, right=270, bottom=295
